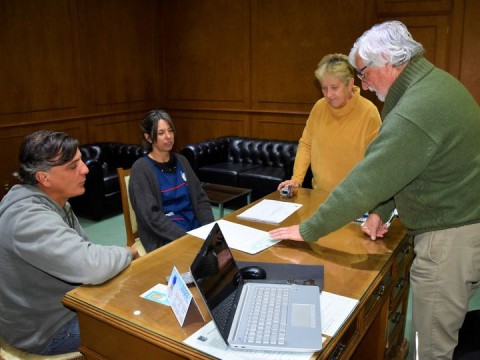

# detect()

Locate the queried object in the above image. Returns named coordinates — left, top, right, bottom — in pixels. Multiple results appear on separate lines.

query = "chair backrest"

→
left=117, top=168, right=145, bottom=256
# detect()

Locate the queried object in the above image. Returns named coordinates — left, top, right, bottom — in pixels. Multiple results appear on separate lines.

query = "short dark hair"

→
left=14, top=130, right=78, bottom=185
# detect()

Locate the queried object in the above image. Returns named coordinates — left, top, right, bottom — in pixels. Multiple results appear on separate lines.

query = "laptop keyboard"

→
left=212, top=291, right=236, bottom=334
left=244, top=286, right=289, bottom=345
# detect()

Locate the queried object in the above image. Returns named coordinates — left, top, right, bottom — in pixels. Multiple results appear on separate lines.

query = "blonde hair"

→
left=314, top=53, right=354, bottom=85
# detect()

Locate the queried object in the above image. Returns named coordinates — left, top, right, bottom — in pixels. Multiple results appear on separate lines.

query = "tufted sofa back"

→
left=183, top=136, right=231, bottom=169
left=181, top=136, right=297, bottom=173
left=228, top=137, right=298, bottom=168
left=79, top=142, right=144, bottom=172
left=179, top=136, right=306, bottom=200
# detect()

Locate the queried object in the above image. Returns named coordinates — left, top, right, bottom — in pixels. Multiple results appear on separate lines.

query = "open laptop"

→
left=190, top=223, right=322, bottom=352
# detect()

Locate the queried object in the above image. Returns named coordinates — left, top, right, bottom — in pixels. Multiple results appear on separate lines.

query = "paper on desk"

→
left=236, top=199, right=302, bottom=224
left=140, top=283, right=170, bottom=306
left=320, top=292, right=358, bottom=337
left=188, top=219, right=280, bottom=254
left=184, top=320, right=319, bottom=360
left=183, top=291, right=355, bottom=359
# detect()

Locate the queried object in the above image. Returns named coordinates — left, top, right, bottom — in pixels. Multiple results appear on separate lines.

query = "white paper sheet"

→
left=320, top=292, right=359, bottom=337
left=236, top=199, right=302, bottom=224
left=183, top=291, right=356, bottom=358
left=184, top=320, right=318, bottom=360
left=187, top=219, right=280, bottom=254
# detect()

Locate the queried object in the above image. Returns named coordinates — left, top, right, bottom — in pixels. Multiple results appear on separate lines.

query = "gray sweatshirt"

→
left=0, top=184, right=132, bottom=353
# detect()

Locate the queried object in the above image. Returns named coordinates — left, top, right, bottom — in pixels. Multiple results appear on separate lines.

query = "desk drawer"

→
left=387, top=300, right=406, bottom=350
left=391, top=275, right=407, bottom=309
left=396, top=236, right=414, bottom=268
left=363, top=267, right=392, bottom=322
left=385, top=339, right=409, bottom=360
left=390, top=263, right=410, bottom=311
left=328, top=320, right=358, bottom=360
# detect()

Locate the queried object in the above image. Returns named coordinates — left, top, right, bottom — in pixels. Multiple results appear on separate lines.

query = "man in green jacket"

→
left=270, top=20, right=480, bottom=359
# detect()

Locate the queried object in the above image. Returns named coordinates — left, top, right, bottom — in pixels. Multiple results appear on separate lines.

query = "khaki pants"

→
left=411, top=222, right=480, bottom=360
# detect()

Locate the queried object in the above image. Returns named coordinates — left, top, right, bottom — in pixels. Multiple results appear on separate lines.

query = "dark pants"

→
left=39, top=316, right=80, bottom=355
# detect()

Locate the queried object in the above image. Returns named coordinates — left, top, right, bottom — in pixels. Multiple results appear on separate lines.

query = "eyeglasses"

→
left=356, top=63, right=371, bottom=82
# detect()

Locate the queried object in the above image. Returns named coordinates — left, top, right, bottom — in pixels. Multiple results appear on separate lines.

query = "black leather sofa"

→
left=69, top=142, right=144, bottom=220
left=180, top=136, right=312, bottom=201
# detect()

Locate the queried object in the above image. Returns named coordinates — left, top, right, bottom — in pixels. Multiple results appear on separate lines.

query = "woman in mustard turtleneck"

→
left=278, top=53, right=381, bottom=193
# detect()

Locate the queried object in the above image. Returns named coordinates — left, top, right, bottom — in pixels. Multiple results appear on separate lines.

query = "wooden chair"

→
left=0, top=336, right=84, bottom=360
left=117, top=168, right=146, bottom=257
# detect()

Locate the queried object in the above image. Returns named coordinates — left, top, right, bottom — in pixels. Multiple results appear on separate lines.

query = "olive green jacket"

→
left=300, top=56, right=480, bottom=242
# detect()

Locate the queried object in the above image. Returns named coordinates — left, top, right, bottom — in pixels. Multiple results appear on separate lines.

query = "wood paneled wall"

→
left=0, top=0, right=478, bottom=198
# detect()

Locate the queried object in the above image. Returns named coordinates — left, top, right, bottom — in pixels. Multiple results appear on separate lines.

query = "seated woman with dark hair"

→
left=129, top=110, right=214, bottom=253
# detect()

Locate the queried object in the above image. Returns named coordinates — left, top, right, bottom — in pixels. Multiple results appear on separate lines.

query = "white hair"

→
left=348, top=20, right=424, bottom=68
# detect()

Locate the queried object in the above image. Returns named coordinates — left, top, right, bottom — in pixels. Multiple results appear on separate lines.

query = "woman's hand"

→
left=361, top=213, right=389, bottom=240
left=277, top=179, right=300, bottom=191
left=269, top=225, right=304, bottom=242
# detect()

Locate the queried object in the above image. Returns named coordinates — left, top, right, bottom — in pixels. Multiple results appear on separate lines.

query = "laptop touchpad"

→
left=291, top=303, right=316, bottom=327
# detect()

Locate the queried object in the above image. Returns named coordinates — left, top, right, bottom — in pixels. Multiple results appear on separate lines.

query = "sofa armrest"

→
left=71, top=142, right=144, bottom=220
left=83, top=158, right=104, bottom=194
left=69, top=158, right=107, bottom=220
left=179, top=144, right=201, bottom=172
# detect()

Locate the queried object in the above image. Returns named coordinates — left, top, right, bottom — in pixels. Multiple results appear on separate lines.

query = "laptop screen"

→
left=190, top=223, right=242, bottom=334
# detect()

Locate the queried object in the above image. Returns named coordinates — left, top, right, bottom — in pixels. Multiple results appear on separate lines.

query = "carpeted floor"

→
left=78, top=213, right=127, bottom=247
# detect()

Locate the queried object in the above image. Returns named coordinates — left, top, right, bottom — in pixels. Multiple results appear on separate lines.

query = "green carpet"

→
left=78, top=214, right=127, bottom=246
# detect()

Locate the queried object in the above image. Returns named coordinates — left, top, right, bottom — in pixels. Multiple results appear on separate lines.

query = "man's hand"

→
left=269, top=225, right=304, bottom=242
left=361, top=213, right=389, bottom=240
left=126, top=246, right=140, bottom=260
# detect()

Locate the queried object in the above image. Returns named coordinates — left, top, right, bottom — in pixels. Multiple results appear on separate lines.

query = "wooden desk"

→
left=63, top=189, right=413, bottom=360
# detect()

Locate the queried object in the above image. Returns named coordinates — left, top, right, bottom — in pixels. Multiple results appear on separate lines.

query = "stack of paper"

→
left=236, top=199, right=302, bottom=224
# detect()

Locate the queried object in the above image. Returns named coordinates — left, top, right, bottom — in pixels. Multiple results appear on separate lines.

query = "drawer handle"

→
left=396, top=277, right=405, bottom=290
left=402, top=244, right=412, bottom=254
left=392, top=312, right=402, bottom=324
left=329, top=342, right=346, bottom=360
left=374, top=284, right=386, bottom=297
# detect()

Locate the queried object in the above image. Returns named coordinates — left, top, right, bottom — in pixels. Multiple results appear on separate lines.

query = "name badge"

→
left=167, top=266, right=203, bottom=327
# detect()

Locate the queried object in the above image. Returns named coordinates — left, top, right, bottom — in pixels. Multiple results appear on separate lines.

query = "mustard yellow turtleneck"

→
left=292, top=86, right=381, bottom=192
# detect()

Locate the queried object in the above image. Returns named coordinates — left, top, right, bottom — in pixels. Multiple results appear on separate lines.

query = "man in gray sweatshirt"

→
left=0, top=130, right=138, bottom=355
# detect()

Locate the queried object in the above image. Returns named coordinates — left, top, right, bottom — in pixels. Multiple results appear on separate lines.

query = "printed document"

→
left=184, top=320, right=318, bottom=360
left=320, top=292, right=358, bottom=337
left=236, top=199, right=302, bottom=224
left=187, top=219, right=280, bottom=254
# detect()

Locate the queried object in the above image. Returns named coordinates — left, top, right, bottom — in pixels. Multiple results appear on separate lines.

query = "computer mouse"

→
left=239, top=265, right=267, bottom=280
